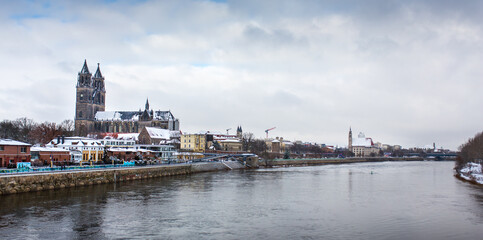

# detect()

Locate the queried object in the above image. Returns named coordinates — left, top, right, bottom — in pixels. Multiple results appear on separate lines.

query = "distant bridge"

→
left=406, top=152, right=458, bottom=160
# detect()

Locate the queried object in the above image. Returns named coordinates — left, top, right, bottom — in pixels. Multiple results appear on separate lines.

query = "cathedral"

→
left=74, top=60, right=180, bottom=136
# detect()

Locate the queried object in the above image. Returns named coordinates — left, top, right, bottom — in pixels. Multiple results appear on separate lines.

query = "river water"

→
left=0, top=161, right=482, bottom=239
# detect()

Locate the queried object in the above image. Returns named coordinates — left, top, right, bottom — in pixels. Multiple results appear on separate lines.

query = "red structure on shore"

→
left=0, top=139, right=31, bottom=168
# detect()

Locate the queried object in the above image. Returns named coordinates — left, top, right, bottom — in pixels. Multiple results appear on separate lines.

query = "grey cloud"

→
left=1, top=0, right=483, bottom=149
left=242, top=24, right=306, bottom=48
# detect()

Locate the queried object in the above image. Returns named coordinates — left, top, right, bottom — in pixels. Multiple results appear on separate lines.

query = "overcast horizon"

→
left=1, top=0, right=483, bottom=150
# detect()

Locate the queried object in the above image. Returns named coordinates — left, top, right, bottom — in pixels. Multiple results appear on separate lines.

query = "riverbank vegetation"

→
left=0, top=118, right=74, bottom=145
left=456, top=131, right=483, bottom=184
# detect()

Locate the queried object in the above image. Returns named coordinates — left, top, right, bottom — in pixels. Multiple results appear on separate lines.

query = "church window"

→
left=79, top=111, right=83, bottom=118
left=80, top=94, right=84, bottom=100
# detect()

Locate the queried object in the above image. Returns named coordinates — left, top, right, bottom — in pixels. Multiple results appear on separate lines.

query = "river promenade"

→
left=0, top=157, right=445, bottom=195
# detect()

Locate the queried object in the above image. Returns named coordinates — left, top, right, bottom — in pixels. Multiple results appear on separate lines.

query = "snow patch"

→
left=458, top=162, right=483, bottom=184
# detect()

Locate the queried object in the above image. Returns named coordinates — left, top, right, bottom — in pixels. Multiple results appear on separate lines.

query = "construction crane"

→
left=265, top=127, right=276, bottom=138
left=226, top=128, right=232, bottom=135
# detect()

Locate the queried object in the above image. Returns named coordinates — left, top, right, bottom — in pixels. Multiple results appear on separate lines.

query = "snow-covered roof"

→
left=30, top=147, right=69, bottom=152
left=0, top=139, right=30, bottom=146
left=95, top=110, right=175, bottom=121
left=145, top=127, right=179, bottom=140
left=95, top=111, right=122, bottom=120
left=101, top=133, right=139, bottom=141
left=117, top=133, right=139, bottom=141
left=47, top=137, right=103, bottom=147
left=220, top=139, right=241, bottom=143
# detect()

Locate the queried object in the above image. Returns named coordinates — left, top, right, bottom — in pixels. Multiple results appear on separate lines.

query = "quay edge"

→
left=0, top=161, right=245, bottom=195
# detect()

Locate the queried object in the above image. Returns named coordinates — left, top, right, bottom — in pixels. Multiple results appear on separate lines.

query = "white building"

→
left=349, top=129, right=380, bottom=157
left=46, top=137, right=105, bottom=162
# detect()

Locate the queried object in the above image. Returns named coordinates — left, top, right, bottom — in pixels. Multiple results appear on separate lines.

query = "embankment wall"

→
left=0, top=161, right=245, bottom=195
left=264, top=157, right=426, bottom=167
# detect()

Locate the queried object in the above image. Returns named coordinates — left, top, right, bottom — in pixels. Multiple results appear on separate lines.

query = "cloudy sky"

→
left=1, top=0, right=482, bottom=150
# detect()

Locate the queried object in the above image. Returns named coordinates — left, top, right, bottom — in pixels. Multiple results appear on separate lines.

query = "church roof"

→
left=80, top=59, right=90, bottom=74
left=93, top=63, right=103, bottom=78
left=95, top=110, right=176, bottom=121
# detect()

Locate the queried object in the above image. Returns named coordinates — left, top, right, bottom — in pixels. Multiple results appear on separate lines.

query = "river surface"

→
left=0, top=161, right=482, bottom=239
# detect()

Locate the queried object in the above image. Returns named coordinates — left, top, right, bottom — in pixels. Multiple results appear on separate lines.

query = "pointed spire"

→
left=93, top=63, right=103, bottom=78
left=145, top=98, right=150, bottom=110
left=80, top=59, right=90, bottom=74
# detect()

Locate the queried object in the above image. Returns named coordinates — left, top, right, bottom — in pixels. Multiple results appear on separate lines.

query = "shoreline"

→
left=260, top=157, right=446, bottom=167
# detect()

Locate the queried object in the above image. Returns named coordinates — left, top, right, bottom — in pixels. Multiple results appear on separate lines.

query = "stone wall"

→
left=0, top=162, right=245, bottom=195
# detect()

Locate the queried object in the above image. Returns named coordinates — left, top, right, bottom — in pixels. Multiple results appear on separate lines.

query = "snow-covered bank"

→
left=457, top=162, right=483, bottom=185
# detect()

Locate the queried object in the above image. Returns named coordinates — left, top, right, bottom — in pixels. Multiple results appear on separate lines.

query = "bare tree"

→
left=59, top=119, right=74, bottom=137
left=242, top=132, right=254, bottom=151
left=15, top=117, right=37, bottom=143
left=30, top=122, right=63, bottom=144
left=457, top=131, right=483, bottom=170
left=0, top=120, right=20, bottom=139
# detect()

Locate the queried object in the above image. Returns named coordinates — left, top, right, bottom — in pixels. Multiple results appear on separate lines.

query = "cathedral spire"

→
left=93, top=63, right=103, bottom=78
left=80, top=59, right=90, bottom=74
left=145, top=98, right=150, bottom=110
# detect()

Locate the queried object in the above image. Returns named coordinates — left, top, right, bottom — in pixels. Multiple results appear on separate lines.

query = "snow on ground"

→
left=459, top=162, right=483, bottom=184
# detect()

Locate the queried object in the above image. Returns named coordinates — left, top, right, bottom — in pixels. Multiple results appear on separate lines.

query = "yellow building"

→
left=180, top=133, right=206, bottom=152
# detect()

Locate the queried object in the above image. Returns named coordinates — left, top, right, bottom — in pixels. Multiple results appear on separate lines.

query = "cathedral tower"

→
left=74, top=60, right=106, bottom=136
left=91, top=63, right=106, bottom=113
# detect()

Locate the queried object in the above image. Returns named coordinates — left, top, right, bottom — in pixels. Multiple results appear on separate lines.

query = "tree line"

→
left=0, top=118, right=74, bottom=145
left=456, top=131, right=483, bottom=170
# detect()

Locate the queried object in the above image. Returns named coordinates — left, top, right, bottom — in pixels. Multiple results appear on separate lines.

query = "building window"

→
left=80, top=94, right=84, bottom=100
left=79, top=111, right=83, bottom=118
left=0, top=146, right=4, bottom=151
left=20, top=147, right=27, bottom=153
